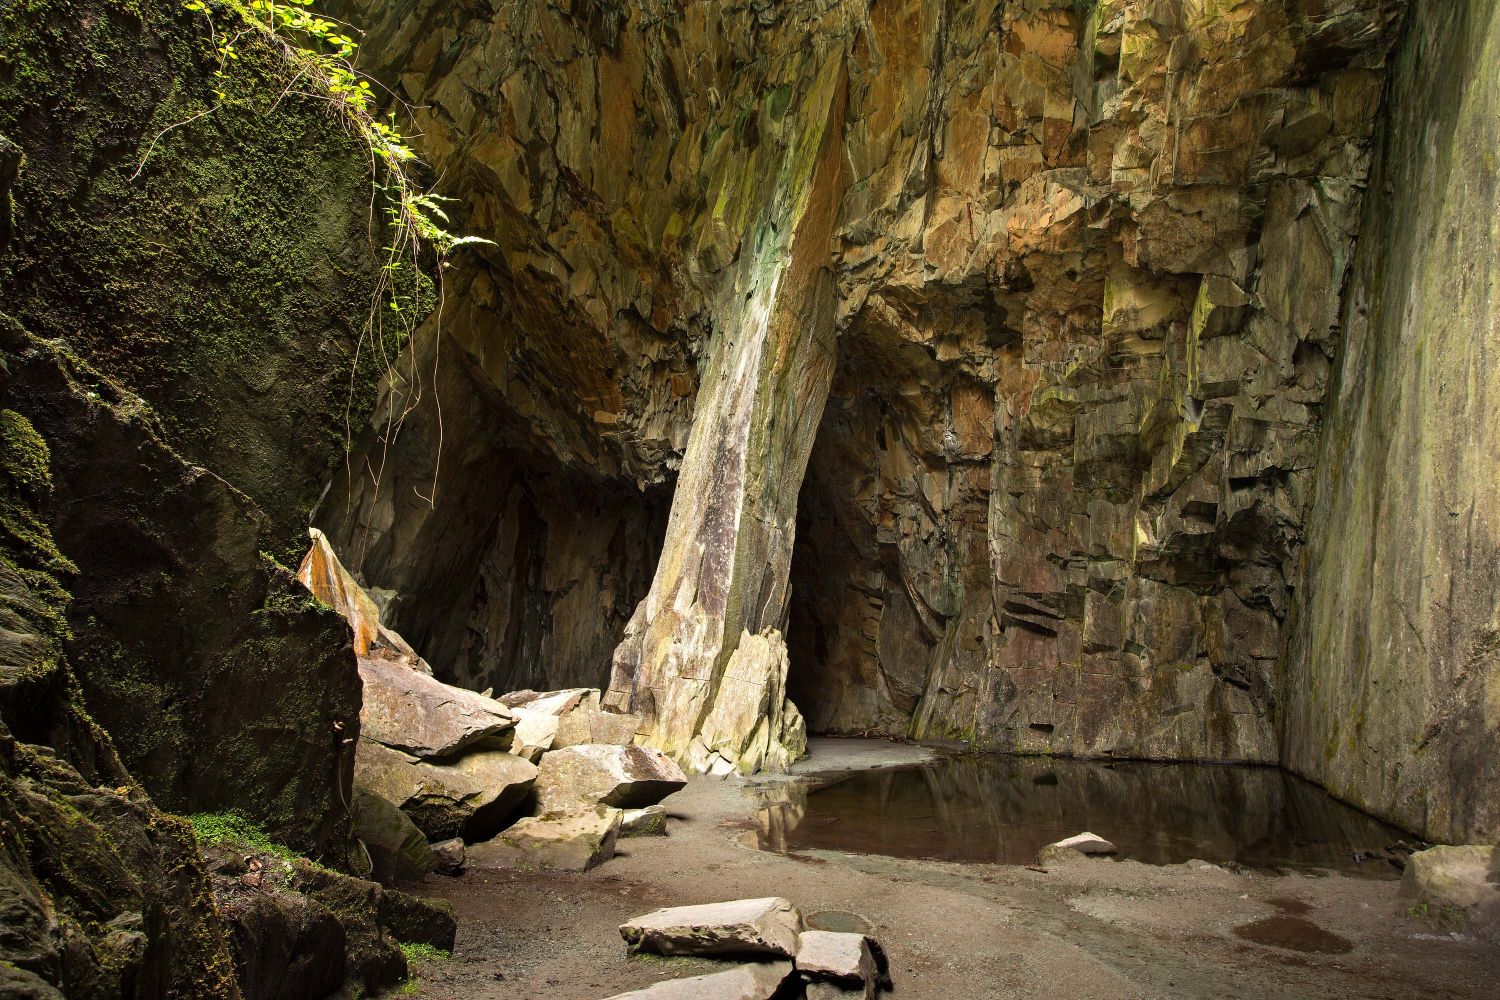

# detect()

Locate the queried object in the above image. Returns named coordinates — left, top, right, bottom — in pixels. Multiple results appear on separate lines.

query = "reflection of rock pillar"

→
left=606, top=58, right=848, bottom=775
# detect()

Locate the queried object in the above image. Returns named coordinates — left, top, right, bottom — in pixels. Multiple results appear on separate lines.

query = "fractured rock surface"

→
left=468, top=807, right=623, bottom=873
left=356, top=655, right=515, bottom=761
left=535, top=743, right=687, bottom=815
left=600, top=962, right=794, bottom=1000
left=354, top=739, right=536, bottom=841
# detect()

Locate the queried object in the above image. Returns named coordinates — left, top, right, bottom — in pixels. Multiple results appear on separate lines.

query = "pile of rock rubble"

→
left=299, top=530, right=686, bottom=881
left=607, top=897, right=890, bottom=1000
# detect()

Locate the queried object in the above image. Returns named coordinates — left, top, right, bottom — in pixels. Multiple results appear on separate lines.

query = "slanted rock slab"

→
left=350, top=785, right=434, bottom=884
left=358, top=656, right=515, bottom=761
left=500, top=688, right=594, bottom=715
left=467, top=807, right=622, bottom=872
left=795, top=930, right=889, bottom=998
left=600, top=961, right=794, bottom=999
left=621, top=897, right=803, bottom=958
left=536, top=744, right=686, bottom=814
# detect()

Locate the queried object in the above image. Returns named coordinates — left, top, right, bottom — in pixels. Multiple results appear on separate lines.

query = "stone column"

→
left=606, top=57, right=849, bottom=775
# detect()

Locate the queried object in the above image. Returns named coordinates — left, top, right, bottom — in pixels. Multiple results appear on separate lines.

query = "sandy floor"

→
left=398, top=739, right=1498, bottom=1000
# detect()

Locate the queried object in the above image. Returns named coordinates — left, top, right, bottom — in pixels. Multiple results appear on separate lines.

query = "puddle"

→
left=753, top=754, right=1410, bottom=876
left=1233, top=915, right=1354, bottom=953
left=804, top=910, right=873, bottom=934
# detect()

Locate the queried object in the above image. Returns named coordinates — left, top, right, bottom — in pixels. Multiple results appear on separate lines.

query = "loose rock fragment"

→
left=536, top=743, right=687, bottom=814
left=1401, top=845, right=1500, bottom=939
left=430, top=838, right=466, bottom=875
left=599, top=962, right=793, bottom=1000
left=621, top=897, right=803, bottom=958
left=468, top=807, right=623, bottom=872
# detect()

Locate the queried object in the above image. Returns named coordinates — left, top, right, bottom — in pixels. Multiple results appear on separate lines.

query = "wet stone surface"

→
left=755, top=754, right=1411, bottom=876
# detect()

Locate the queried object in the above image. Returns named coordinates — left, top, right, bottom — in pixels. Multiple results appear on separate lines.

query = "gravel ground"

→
left=397, top=739, right=1498, bottom=1000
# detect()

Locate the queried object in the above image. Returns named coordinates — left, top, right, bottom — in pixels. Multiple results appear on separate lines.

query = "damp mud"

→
left=753, top=753, right=1412, bottom=875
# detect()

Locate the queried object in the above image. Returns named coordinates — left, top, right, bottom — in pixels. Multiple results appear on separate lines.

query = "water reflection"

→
left=753, top=754, right=1411, bottom=877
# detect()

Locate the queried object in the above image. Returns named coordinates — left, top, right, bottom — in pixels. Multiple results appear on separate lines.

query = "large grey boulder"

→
left=620, top=897, right=803, bottom=958
left=536, top=744, right=687, bottom=814
left=350, top=786, right=434, bottom=884
left=600, top=962, right=794, bottom=1000
left=796, top=930, right=890, bottom=999
left=354, top=738, right=536, bottom=840
left=1401, top=845, right=1500, bottom=939
left=358, top=656, right=515, bottom=761
left=468, top=807, right=622, bottom=872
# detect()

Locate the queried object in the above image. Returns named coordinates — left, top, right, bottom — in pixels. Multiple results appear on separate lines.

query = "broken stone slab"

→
left=536, top=744, right=687, bottom=814
left=499, top=688, right=594, bottom=715
left=1038, top=832, right=1117, bottom=864
left=621, top=897, right=803, bottom=958
left=600, top=962, right=794, bottom=1000
left=358, top=656, right=515, bottom=762
left=467, top=807, right=622, bottom=872
left=350, top=786, right=434, bottom=884
left=297, top=527, right=430, bottom=672
left=1401, top=845, right=1500, bottom=939
left=620, top=805, right=668, bottom=838
left=510, top=706, right=561, bottom=762
left=354, top=738, right=536, bottom=840
left=553, top=691, right=644, bottom=747
left=795, top=930, right=891, bottom=998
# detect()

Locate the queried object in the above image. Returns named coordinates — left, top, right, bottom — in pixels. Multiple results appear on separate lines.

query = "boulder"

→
left=555, top=703, right=644, bottom=748
left=536, top=744, right=686, bottom=814
left=620, top=897, right=803, bottom=958
left=1401, top=845, right=1500, bottom=939
left=1038, top=832, right=1116, bottom=864
left=510, top=707, right=561, bottom=762
left=600, top=962, right=793, bottom=1000
left=620, top=805, right=668, bottom=838
left=350, top=786, right=434, bottom=884
left=354, top=739, right=536, bottom=840
left=795, top=930, right=890, bottom=999
left=500, top=688, right=593, bottom=714
left=358, top=656, right=515, bottom=762
left=468, top=807, right=622, bottom=872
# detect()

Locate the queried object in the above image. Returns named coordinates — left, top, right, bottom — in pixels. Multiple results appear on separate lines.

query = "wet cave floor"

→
left=398, top=740, right=1499, bottom=1000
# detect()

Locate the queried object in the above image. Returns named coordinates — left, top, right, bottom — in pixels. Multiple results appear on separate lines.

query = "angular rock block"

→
left=536, top=744, right=687, bottom=814
left=378, top=888, right=458, bottom=953
left=430, top=837, right=466, bottom=875
left=1401, top=845, right=1500, bottom=939
left=468, top=807, right=622, bottom=872
left=510, top=706, right=561, bottom=762
left=297, top=527, right=429, bottom=671
left=354, top=739, right=536, bottom=840
left=600, top=962, right=793, bottom=1000
left=1038, top=832, right=1116, bottom=864
left=500, top=688, right=594, bottom=715
left=620, top=805, right=668, bottom=838
left=796, top=930, right=890, bottom=999
left=358, top=656, right=515, bottom=761
left=620, top=897, right=803, bottom=958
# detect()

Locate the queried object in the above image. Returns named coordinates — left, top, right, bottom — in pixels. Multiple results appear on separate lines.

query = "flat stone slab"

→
left=499, top=688, right=594, bottom=715
left=537, top=744, right=687, bottom=813
left=600, top=962, right=793, bottom=999
left=359, top=656, right=514, bottom=761
left=621, top=897, right=803, bottom=958
left=468, top=807, right=622, bottom=872
left=795, top=930, right=889, bottom=997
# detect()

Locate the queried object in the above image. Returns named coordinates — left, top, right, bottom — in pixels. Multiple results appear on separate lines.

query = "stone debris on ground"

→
left=537, top=743, right=688, bottom=814
left=599, top=962, right=794, bottom=1000
left=621, top=897, right=804, bottom=959
left=1039, top=832, right=1118, bottom=864
left=467, top=806, right=623, bottom=872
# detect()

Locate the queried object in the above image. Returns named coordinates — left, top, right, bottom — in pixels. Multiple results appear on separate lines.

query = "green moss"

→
left=188, top=810, right=305, bottom=866
left=399, top=942, right=450, bottom=963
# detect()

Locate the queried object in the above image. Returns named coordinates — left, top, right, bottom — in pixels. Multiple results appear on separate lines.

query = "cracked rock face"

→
left=318, top=0, right=1491, bottom=835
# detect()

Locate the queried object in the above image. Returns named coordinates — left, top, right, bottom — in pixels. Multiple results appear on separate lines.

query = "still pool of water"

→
left=753, top=754, right=1412, bottom=877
